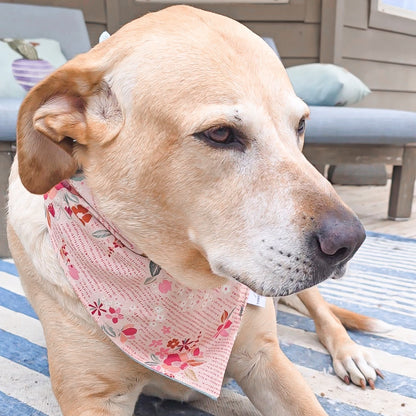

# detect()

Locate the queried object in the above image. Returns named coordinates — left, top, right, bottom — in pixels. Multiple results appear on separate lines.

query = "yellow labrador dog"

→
left=8, top=6, right=384, bottom=416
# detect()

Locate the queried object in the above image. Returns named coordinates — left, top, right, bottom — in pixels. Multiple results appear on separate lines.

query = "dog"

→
left=7, top=6, right=385, bottom=416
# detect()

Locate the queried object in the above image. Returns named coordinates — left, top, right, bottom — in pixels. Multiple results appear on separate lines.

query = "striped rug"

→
left=0, top=231, right=415, bottom=416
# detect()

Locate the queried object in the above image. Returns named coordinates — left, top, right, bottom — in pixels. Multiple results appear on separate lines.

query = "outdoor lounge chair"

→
left=0, top=3, right=91, bottom=257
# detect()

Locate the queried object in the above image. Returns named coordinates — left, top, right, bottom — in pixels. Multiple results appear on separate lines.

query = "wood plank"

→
left=303, top=145, right=404, bottom=166
left=282, top=57, right=319, bottom=67
left=389, top=146, right=416, bottom=219
left=0, top=0, right=107, bottom=23
left=340, top=58, right=416, bottom=93
left=106, top=0, right=120, bottom=35
left=343, top=0, right=368, bottom=29
left=320, top=0, right=344, bottom=64
left=243, top=22, right=320, bottom=58
left=352, top=90, right=416, bottom=112
left=342, top=26, right=416, bottom=66
left=86, top=23, right=108, bottom=47
left=334, top=182, right=416, bottom=237
left=304, top=0, right=321, bottom=23
left=112, top=0, right=307, bottom=28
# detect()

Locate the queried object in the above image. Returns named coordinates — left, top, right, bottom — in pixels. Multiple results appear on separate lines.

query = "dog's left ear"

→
left=17, top=52, right=123, bottom=194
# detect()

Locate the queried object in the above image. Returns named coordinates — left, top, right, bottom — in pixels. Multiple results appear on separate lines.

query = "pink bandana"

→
left=44, top=174, right=249, bottom=398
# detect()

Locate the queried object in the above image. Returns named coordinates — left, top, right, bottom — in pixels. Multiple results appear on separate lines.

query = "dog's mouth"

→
left=222, top=261, right=348, bottom=298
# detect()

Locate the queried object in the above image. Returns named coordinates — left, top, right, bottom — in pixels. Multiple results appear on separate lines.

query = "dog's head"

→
left=17, top=6, right=365, bottom=296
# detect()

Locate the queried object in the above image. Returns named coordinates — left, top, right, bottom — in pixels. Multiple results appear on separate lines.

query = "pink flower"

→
left=149, top=339, right=162, bottom=348
left=155, top=347, right=170, bottom=359
left=158, top=279, right=172, bottom=294
left=162, top=326, right=170, bottom=334
left=105, top=307, right=124, bottom=324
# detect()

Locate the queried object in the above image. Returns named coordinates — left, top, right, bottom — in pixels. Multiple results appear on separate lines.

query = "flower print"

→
left=71, top=204, right=92, bottom=226
left=155, top=347, right=170, bottom=359
left=47, top=203, right=55, bottom=217
left=89, top=300, right=106, bottom=316
left=120, top=325, right=137, bottom=343
left=149, top=339, right=162, bottom=348
left=105, top=307, right=124, bottom=324
left=112, top=238, right=125, bottom=249
left=158, top=279, right=172, bottom=294
left=167, top=338, right=180, bottom=349
left=107, top=238, right=125, bottom=257
left=68, top=264, right=79, bottom=280
left=154, top=306, right=164, bottom=314
left=221, top=284, right=231, bottom=294
left=214, top=309, right=234, bottom=338
left=161, top=349, right=205, bottom=377
left=162, top=326, right=170, bottom=334
left=178, top=338, right=193, bottom=352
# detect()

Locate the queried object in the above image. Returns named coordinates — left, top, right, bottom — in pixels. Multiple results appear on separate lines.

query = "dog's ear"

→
left=17, top=54, right=123, bottom=194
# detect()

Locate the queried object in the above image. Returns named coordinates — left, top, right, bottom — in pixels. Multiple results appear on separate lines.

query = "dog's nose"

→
left=315, top=214, right=366, bottom=264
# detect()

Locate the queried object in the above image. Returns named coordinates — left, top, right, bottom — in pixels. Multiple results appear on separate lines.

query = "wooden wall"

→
left=330, top=0, right=416, bottom=111
left=105, top=0, right=322, bottom=68
left=2, top=0, right=416, bottom=110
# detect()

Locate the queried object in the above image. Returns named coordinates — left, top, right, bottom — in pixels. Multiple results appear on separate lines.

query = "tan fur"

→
left=8, top=6, right=382, bottom=415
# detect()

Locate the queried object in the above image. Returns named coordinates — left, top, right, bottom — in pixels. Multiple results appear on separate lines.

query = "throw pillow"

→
left=286, top=63, right=371, bottom=106
left=0, top=38, right=66, bottom=98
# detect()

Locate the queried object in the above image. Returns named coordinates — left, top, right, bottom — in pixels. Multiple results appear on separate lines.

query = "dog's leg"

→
left=44, top=305, right=148, bottom=416
left=297, top=287, right=381, bottom=389
left=8, top=225, right=148, bottom=416
left=227, top=298, right=328, bottom=416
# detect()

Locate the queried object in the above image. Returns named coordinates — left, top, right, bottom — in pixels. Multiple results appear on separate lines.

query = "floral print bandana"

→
left=44, top=174, right=250, bottom=399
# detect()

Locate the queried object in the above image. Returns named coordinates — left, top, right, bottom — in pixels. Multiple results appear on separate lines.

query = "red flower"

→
left=88, top=300, right=106, bottom=316
left=71, top=204, right=92, bottom=225
left=167, top=338, right=179, bottom=349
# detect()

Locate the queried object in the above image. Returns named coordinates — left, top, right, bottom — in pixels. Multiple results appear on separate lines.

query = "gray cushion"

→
left=0, top=3, right=90, bottom=60
left=306, top=106, right=416, bottom=145
left=0, top=98, right=22, bottom=141
left=0, top=4, right=91, bottom=141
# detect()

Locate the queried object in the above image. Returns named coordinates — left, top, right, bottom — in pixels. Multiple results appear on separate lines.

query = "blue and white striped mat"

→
left=1, top=231, right=415, bottom=416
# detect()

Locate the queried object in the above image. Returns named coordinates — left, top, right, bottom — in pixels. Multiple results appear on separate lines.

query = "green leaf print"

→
left=92, top=230, right=112, bottom=238
left=149, top=261, right=161, bottom=277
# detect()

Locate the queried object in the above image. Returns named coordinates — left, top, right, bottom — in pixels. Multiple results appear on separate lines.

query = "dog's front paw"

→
left=331, top=340, right=384, bottom=389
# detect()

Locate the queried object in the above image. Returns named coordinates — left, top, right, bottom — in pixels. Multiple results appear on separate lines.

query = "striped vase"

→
left=12, top=59, right=54, bottom=91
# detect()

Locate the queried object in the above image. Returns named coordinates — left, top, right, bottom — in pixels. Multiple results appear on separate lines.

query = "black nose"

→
left=315, top=214, right=366, bottom=264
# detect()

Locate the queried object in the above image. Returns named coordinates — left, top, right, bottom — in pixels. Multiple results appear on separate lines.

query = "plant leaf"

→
left=184, top=368, right=198, bottom=382
left=221, top=310, right=228, bottom=323
left=144, top=276, right=157, bottom=285
left=66, top=193, right=79, bottom=203
left=149, top=261, right=161, bottom=277
left=101, top=325, right=116, bottom=337
left=92, top=230, right=112, bottom=238
left=150, top=354, right=160, bottom=363
left=188, top=360, right=204, bottom=367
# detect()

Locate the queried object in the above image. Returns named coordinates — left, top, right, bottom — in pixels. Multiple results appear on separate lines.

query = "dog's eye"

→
left=206, top=127, right=234, bottom=143
left=196, top=126, right=245, bottom=151
left=297, top=117, right=306, bottom=136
